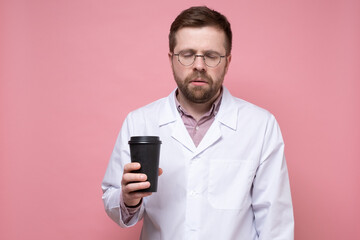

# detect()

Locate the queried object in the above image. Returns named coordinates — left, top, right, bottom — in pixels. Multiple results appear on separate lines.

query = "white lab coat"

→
left=102, top=87, right=294, bottom=240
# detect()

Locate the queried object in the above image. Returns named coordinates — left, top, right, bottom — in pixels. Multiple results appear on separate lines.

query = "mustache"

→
left=186, top=71, right=212, bottom=83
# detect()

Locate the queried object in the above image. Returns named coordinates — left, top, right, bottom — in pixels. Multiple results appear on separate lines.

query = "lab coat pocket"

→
left=208, top=159, right=255, bottom=210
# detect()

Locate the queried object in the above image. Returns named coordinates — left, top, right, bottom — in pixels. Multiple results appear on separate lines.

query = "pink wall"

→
left=1, top=0, right=359, bottom=239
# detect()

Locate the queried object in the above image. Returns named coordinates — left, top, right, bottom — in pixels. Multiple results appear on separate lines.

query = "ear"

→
left=224, top=54, right=232, bottom=74
left=168, top=52, right=173, bottom=64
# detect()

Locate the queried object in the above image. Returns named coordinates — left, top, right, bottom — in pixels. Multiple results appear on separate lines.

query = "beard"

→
left=172, top=69, right=226, bottom=104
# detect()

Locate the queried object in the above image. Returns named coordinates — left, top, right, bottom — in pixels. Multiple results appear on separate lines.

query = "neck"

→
left=177, top=90, right=220, bottom=121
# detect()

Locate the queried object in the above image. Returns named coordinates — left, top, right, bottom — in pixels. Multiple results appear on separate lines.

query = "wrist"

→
left=125, top=199, right=142, bottom=208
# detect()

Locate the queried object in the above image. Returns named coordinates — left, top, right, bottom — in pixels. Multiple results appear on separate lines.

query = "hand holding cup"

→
left=122, top=136, right=162, bottom=207
left=121, top=162, right=163, bottom=207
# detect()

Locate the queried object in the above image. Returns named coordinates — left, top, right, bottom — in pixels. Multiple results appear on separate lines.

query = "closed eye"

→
left=180, top=51, right=195, bottom=58
left=205, top=53, right=218, bottom=59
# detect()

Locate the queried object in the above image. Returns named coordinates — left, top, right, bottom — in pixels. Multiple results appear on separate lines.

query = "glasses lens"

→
left=177, top=51, right=223, bottom=67
left=204, top=53, right=221, bottom=67
left=178, top=52, right=195, bottom=66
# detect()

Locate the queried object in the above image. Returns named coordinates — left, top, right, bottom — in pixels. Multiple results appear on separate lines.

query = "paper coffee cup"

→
left=128, top=136, right=161, bottom=192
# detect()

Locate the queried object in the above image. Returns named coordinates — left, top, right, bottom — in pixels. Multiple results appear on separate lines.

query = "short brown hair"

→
left=169, top=6, right=232, bottom=55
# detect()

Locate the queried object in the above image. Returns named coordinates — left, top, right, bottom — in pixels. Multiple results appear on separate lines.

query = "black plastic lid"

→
left=128, top=136, right=161, bottom=144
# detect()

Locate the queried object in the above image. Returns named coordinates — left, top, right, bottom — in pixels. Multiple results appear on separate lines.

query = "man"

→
left=102, top=6, right=294, bottom=240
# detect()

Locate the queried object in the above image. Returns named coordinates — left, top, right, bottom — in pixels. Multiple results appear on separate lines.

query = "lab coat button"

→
left=189, top=191, right=199, bottom=197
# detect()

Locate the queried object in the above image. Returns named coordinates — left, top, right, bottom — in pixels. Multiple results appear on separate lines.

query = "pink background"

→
left=1, top=0, right=359, bottom=239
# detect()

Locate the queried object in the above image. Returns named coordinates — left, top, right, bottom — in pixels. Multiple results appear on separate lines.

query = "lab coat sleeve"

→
left=101, top=114, right=145, bottom=227
left=252, top=114, right=294, bottom=240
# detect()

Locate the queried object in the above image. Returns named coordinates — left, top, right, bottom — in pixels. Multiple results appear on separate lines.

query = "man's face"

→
left=169, top=26, right=231, bottom=104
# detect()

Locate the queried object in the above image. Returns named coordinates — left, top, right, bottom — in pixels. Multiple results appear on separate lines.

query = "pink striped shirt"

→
left=175, top=90, right=222, bottom=147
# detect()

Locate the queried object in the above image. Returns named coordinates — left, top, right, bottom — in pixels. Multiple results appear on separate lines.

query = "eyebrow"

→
left=178, top=49, right=222, bottom=55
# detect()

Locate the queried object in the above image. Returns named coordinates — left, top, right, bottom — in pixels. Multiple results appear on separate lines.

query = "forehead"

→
left=174, top=26, right=226, bottom=53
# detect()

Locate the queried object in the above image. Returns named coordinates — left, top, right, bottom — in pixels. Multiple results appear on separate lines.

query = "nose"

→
left=193, top=55, right=206, bottom=71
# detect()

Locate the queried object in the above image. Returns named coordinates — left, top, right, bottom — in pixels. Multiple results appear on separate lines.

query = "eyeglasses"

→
left=173, top=51, right=226, bottom=68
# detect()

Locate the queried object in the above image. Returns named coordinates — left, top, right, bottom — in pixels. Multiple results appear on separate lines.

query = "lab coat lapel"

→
left=195, top=87, right=239, bottom=154
left=171, top=120, right=196, bottom=152
left=159, top=87, right=238, bottom=154
left=216, top=87, right=238, bottom=131
left=159, top=90, right=196, bottom=153
left=195, top=121, right=222, bottom=154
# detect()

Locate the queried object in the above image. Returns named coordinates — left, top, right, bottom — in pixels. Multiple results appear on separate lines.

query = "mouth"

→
left=189, top=78, right=208, bottom=86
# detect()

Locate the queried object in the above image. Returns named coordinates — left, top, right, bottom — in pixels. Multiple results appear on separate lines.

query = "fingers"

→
left=123, top=179, right=150, bottom=192
left=122, top=171, right=147, bottom=184
left=122, top=163, right=149, bottom=191
left=122, top=162, right=151, bottom=207
left=124, top=162, right=141, bottom=173
left=121, top=163, right=164, bottom=207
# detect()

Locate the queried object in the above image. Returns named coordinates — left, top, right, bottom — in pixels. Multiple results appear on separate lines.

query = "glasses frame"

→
left=173, top=51, right=226, bottom=68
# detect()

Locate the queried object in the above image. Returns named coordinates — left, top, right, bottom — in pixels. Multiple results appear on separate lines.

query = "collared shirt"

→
left=175, top=89, right=222, bottom=147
